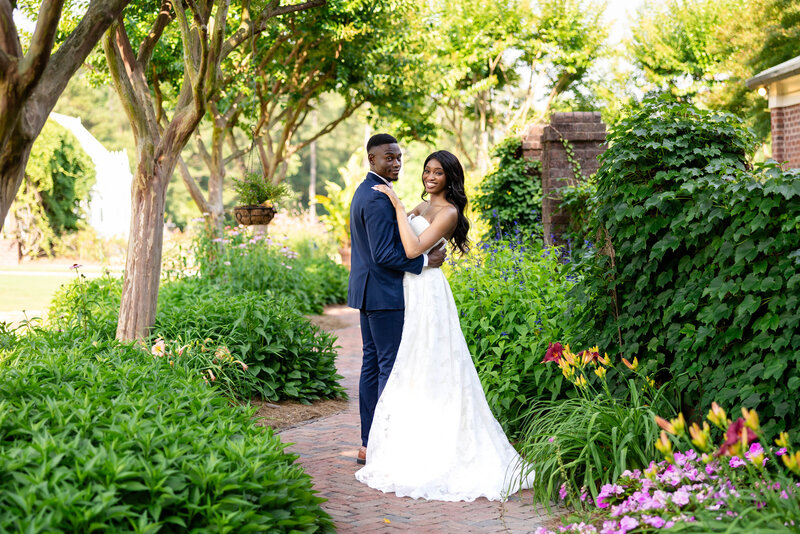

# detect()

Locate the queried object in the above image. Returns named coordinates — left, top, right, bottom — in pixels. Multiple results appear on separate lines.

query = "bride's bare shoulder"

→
left=410, top=201, right=428, bottom=216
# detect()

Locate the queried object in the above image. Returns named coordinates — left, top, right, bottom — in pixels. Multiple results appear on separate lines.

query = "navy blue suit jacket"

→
left=347, top=173, right=424, bottom=310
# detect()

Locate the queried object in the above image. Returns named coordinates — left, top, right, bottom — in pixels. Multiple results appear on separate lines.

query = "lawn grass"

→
left=0, top=273, right=74, bottom=312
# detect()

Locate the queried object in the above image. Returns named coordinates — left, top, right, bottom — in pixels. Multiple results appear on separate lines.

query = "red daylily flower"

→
left=716, top=417, right=757, bottom=457
left=542, top=342, right=564, bottom=363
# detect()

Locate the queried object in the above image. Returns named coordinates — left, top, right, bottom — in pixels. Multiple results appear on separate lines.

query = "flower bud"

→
left=655, top=431, right=674, bottom=463
left=594, top=366, right=607, bottom=379
left=622, top=356, right=638, bottom=371
left=708, top=402, right=728, bottom=429
left=689, top=422, right=711, bottom=452
left=741, top=407, right=760, bottom=432
left=775, top=432, right=790, bottom=449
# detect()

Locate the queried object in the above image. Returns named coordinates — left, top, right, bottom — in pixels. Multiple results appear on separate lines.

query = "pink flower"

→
left=207, top=369, right=216, bottom=382
left=151, top=338, right=166, bottom=357
left=776, top=447, right=788, bottom=456
left=559, top=483, right=568, bottom=500
left=643, top=515, right=666, bottom=528
left=671, top=489, right=690, bottom=507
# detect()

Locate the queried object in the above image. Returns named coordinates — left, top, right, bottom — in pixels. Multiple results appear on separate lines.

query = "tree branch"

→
left=34, top=0, right=129, bottom=112
left=137, top=0, right=175, bottom=68
left=0, top=0, right=23, bottom=60
left=18, top=0, right=65, bottom=92
left=177, top=155, right=211, bottom=213
left=221, top=0, right=324, bottom=58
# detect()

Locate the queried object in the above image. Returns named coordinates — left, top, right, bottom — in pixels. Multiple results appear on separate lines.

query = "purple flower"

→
left=559, top=483, right=568, bottom=500
left=777, top=447, right=788, bottom=456
left=600, top=520, right=618, bottom=534
left=642, top=515, right=666, bottom=528
left=619, top=516, right=638, bottom=531
left=729, top=456, right=746, bottom=468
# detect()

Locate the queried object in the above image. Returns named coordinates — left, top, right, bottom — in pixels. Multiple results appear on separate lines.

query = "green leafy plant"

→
left=474, top=136, right=542, bottom=239
left=48, top=269, right=122, bottom=339
left=232, top=172, right=290, bottom=207
left=518, top=344, right=677, bottom=508
left=193, top=224, right=348, bottom=315
left=579, top=99, right=800, bottom=435
left=0, top=327, right=334, bottom=532
left=155, top=286, right=346, bottom=402
left=446, top=233, right=585, bottom=436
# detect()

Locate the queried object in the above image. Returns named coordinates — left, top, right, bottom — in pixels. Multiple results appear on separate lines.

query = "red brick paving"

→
left=280, top=305, right=560, bottom=533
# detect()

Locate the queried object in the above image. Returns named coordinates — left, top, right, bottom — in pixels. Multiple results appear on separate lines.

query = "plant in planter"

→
left=232, top=172, right=290, bottom=226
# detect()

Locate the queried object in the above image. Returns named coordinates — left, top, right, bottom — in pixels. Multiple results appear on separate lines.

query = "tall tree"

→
left=629, top=0, right=798, bottom=141
left=102, top=0, right=323, bottom=341
left=181, top=0, right=434, bottom=228
left=0, top=0, right=130, bottom=232
left=430, top=0, right=606, bottom=173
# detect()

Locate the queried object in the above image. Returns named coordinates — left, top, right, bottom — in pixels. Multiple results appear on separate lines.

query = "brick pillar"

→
left=540, top=112, right=607, bottom=245
left=521, top=123, right=544, bottom=161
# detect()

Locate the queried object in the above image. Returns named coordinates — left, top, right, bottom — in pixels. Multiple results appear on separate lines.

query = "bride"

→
left=355, top=150, right=534, bottom=502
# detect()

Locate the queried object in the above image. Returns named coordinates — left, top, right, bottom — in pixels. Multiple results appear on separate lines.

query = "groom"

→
left=348, top=133, right=446, bottom=464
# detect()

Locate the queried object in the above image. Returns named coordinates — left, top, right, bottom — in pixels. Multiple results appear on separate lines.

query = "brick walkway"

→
left=280, top=305, right=558, bottom=533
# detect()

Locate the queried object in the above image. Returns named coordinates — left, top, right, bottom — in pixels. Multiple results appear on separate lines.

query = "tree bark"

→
left=0, top=0, right=130, bottom=232
left=308, top=109, right=317, bottom=222
left=104, top=0, right=220, bottom=340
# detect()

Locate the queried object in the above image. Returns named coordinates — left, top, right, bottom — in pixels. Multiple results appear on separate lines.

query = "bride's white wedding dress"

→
left=355, top=215, right=534, bottom=502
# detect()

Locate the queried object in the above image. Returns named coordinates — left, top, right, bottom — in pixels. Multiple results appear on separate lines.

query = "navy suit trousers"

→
left=359, top=309, right=405, bottom=447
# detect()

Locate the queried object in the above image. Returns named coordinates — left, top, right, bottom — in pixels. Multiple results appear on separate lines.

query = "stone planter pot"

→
left=233, top=206, right=275, bottom=226
left=338, top=245, right=351, bottom=270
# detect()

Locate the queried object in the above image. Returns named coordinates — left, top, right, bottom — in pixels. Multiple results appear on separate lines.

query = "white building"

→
left=49, top=112, right=132, bottom=239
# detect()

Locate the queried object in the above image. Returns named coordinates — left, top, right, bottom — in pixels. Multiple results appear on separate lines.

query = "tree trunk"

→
left=477, top=90, right=489, bottom=175
left=207, top=122, right=225, bottom=231
left=308, top=135, right=317, bottom=222
left=116, top=164, right=169, bottom=340
left=0, top=135, right=32, bottom=228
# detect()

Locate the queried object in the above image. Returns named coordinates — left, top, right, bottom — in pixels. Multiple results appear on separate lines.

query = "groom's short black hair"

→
left=366, top=133, right=398, bottom=153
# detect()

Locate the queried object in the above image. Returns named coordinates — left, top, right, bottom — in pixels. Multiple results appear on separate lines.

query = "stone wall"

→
left=771, top=102, right=800, bottom=168
left=523, top=112, right=607, bottom=245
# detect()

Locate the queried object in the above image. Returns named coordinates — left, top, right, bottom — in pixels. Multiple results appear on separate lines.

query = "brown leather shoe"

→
left=357, top=446, right=366, bottom=465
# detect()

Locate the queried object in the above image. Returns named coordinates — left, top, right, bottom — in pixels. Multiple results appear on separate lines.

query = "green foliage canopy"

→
left=581, top=100, right=800, bottom=435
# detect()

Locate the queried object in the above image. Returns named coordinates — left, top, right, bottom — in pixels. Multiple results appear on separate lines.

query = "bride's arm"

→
left=372, top=185, right=457, bottom=258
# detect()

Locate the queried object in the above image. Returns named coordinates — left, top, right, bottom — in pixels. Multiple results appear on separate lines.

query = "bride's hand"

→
left=372, top=184, right=403, bottom=210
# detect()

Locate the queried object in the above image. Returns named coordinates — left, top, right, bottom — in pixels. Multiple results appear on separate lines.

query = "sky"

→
left=605, top=0, right=645, bottom=46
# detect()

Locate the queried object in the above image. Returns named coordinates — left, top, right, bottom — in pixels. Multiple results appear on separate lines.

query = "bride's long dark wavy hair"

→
left=421, top=150, right=470, bottom=255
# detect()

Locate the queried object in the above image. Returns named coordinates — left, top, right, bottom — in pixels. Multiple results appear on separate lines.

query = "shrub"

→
left=0, top=327, right=334, bottom=532
left=446, top=233, right=585, bottom=436
left=194, top=225, right=348, bottom=315
left=474, top=136, right=542, bottom=239
left=49, top=275, right=346, bottom=402
left=156, top=284, right=346, bottom=402
left=582, top=99, right=800, bottom=434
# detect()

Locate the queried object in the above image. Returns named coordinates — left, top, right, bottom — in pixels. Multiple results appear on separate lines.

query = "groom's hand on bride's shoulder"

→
left=428, top=246, right=446, bottom=268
